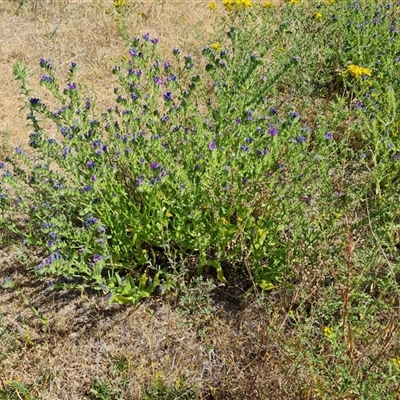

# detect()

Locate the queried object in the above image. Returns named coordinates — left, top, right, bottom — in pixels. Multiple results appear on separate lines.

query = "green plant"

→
left=1, top=5, right=310, bottom=304
left=143, top=376, right=196, bottom=400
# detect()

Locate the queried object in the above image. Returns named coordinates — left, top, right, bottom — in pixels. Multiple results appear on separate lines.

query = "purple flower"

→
left=49, top=232, right=59, bottom=240
left=92, top=140, right=101, bottom=149
left=87, top=161, right=95, bottom=168
left=154, top=76, right=163, bottom=85
left=167, top=74, right=177, bottom=82
left=297, top=136, right=307, bottom=143
left=91, top=175, right=97, bottom=182
left=163, top=91, right=173, bottom=101
left=41, top=75, right=53, bottom=83
left=67, top=82, right=77, bottom=90
left=143, top=33, right=150, bottom=41
left=163, top=61, right=170, bottom=69
left=82, top=185, right=93, bottom=193
left=85, top=98, right=91, bottom=109
left=39, top=58, right=52, bottom=70
left=236, top=118, right=241, bottom=124
left=290, top=111, right=300, bottom=119
left=161, top=116, right=169, bottom=123
left=269, top=106, right=277, bottom=114
left=136, top=177, right=143, bottom=186
left=209, top=141, right=216, bottom=151
left=84, top=215, right=98, bottom=229
left=93, top=254, right=103, bottom=263
left=151, top=38, right=159, bottom=44
left=257, top=148, right=269, bottom=156
left=129, top=47, right=138, bottom=56
left=173, top=47, right=180, bottom=55
left=355, top=101, right=364, bottom=109
left=269, top=127, right=278, bottom=136
left=325, top=132, right=333, bottom=140
left=29, top=98, right=42, bottom=106
left=150, top=162, right=160, bottom=169
left=240, top=145, right=249, bottom=151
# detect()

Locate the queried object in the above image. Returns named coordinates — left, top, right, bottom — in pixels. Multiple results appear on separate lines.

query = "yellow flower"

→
left=323, top=326, right=333, bottom=338
left=113, top=0, right=125, bottom=8
left=223, top=0, right=252, bottom=11
left=315, top=12, right=323, bottom=19
left=289, top=0, right=300, bottom=4
left=223, top=0, right=233, bottom=10
left=327, top=0, right=335, bottom=3
left=392, top=358, right=400, bottom=368
left=221, top=217, right=228, bottom=225
left=343, top=64, right=372, bottom=79
left=210, top=42, right=222, bottom=51
left=263, top=0, right=274, bottom=7
left=208, top=1, right=217, bottom=10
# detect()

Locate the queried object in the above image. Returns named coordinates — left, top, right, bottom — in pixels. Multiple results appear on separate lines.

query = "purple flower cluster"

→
left=37, top=250, right=63, bottom=270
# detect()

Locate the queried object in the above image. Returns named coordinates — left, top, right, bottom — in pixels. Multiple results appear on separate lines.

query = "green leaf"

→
left=258, top=280, right=275, bottom=291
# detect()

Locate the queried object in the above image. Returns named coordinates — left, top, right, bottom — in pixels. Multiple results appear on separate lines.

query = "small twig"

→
left=0, top=373, right=7, bottom=392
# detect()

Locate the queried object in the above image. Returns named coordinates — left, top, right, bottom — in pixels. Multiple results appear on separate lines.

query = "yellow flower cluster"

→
left=113, top=0, right=126, bottom=8
left=315, top=11, right=323, bottom=19
left=343, top=64, right=372, bottom=79
left=223, top=0, right=252, bottom=11
left=210, top=42, right=222, bottom=51
left=263, top=0, right=274, bottom=7
left=392, top=358, right=400, bottom=368
left=208, top=1, right=217, bottom=10
left=323, top=326, right=333, bottom=338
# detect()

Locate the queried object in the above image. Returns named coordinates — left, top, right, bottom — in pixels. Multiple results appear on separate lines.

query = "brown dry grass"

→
left=0, top=251, right=292, bottom=398
left=0, top=2, right=292, bottom=399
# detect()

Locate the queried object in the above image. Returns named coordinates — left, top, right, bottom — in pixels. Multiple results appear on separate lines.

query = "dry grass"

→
left=0, top=247, right=294, bottom=399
